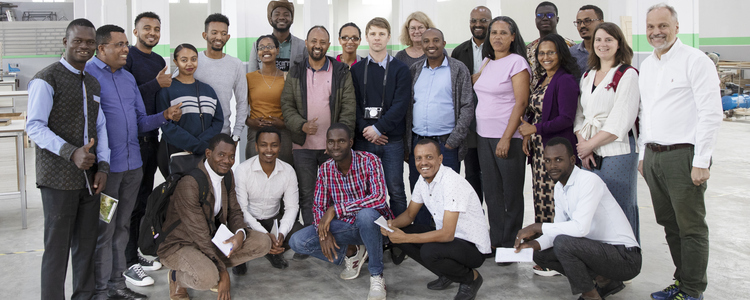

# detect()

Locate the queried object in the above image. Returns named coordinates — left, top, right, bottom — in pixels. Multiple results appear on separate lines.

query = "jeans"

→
left=94, top=168, right=143, bottom=297
left=407, top=134, right=459, bottom=225
left=289, top=208, right=385, bottom=276
left=292, top=149, right=329, bottom=226
left=126, top=136, right=158, bottom=267
left=534, top=235, right=642, bottom=295
left=354, top=139, right=407, bottom=218
left=40, top=187, right=99, bottom=300
left=643, top=146, right=708, bottom=297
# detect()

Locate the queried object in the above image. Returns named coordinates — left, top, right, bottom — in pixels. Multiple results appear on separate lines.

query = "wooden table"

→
left=0, top=119, right=27, bottom=229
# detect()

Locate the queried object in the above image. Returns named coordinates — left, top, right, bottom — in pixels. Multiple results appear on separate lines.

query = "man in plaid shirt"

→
left=290, top=123, right=393, bottom=300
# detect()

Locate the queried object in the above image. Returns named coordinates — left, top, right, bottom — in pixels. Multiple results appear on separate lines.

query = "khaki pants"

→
left=161, top=230, right=271, bottom=290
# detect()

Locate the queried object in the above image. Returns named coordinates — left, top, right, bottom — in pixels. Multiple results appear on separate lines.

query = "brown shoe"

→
left=169, top=270, right=190, bottom=300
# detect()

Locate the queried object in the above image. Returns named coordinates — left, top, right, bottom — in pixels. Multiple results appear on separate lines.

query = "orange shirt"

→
left=246, top=70, right=285, bottom=120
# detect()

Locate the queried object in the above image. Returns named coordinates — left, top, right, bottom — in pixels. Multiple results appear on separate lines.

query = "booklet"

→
left=212, top=224, right=235, bottom=257
left=99, top=193, right=119, bottom=223
left=374, top=216, right=393, bottom=232
left=495, top=247, right=534, bottom=263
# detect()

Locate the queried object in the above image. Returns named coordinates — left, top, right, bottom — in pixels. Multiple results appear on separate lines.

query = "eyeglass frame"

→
left=257, top=45, right=277, bottom=51
left=100, top=41, right=128, bottom=49
left=573, top=18, right=601, bottom=27
left=340, top=36, right=361, bottom=42
left=470, top=18, right=490, bottom=24
left=537, top=51, right=558, bottom=57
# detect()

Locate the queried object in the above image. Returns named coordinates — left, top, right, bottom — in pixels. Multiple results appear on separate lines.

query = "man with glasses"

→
left=450, top=6, right=492, bottom=205
left=85, top=24, right=182, bottom=300
left=249, top=0, right=307, bottom=72
left=526, top=1, right=577, bottom=85
left=570, top=5, right=604, bottom=75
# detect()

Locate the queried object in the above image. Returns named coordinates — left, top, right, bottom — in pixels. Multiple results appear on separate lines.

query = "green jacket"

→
left=280, top=56, right=356, bottom=146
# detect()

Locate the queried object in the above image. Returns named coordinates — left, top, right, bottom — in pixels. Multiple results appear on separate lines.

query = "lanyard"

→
left=362, top=55, right=391, bottom=108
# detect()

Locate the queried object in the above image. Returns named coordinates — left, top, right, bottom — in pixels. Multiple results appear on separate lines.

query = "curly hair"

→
left=534, top=33, right=580, bottom=79
left=399, top=11, right=435, bottom=46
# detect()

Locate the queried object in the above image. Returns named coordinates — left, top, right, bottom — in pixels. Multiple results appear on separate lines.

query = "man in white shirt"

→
left=515, top=137, right=641, bottom=300
left=235, top=127, right=303, bottom=270
left=637, top=4, right=722, bottom=300
left=382, top=138, right=491, bottom=300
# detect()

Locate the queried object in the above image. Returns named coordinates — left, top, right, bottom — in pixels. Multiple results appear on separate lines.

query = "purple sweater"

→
left=531, top=68, right=580, bottom=160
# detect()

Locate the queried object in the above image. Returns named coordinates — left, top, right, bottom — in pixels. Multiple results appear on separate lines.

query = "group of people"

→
left=26, top=0, right=722, bottom=300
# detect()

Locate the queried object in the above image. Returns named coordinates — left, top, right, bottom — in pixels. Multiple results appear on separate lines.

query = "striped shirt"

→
left=313, top=150, right=394, bottom=227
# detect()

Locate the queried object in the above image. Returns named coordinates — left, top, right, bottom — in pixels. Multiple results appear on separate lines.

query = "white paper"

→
left=271, top=219, right=280, bottom=240
left=374, top=216, right=393, bottom=232
left=211, top=224, right=235, bottom=257
left=495, top=247, right=534, bottom=263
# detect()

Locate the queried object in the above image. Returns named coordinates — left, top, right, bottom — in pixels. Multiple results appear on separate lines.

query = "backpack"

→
left=138, top=168, right=232, bottom=256
left=583, top=64, right=640, bottom=134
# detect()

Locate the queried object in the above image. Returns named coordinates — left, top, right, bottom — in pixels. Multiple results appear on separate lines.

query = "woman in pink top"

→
left=472, top=16, right=531, bottom=259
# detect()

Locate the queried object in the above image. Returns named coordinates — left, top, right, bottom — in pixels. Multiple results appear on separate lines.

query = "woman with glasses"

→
left=244, top=34, right=293, bottom=164
left=156, top=43, right=223, bottom=177
left=473, top=16, right=531, bottom=261
left=574, top=22, right=640, bottom=241
left=337, top=22, right=363, bottom=68
left=394, top=11, right=435, bottom=68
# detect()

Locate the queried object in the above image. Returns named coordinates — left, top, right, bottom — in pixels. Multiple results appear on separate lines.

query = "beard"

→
left=309, top=48, right=326, bottom=61
left=471, top=26, right=487, bottom=40
left=138, top=36, right=157, bottom=49
left=272, top=22, right=290, bottom=33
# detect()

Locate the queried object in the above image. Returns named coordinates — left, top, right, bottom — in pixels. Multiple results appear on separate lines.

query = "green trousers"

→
left=643, top=146, right=708, bottom=297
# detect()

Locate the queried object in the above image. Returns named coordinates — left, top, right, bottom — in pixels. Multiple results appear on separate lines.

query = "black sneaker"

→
left=232, top=262, right=247, bottom=275
left=427, top=275, right=453, bottom=290
left=265, top=254, right=289, bottom=269
left=454, top=271, right=483, bottom=300
left=596, top=280, right=625, bottom=298
left=107, top=287, right=148, bottom=300
left=293, top=252, right=309, bottom=260
left=138, top=254, right=162, bottom=271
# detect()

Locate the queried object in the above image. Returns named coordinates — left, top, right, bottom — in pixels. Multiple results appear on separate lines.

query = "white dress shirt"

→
left=472, top=40, right=483, bottom=74
left=412, top=165, right=491, bottom=254
left=575, top=64, right=640, bottom=157
left=235, top=156, right=299, bottom=237
left=536, top=167, right=639, bottom=251
left=638, top=38, right=723, bottom=168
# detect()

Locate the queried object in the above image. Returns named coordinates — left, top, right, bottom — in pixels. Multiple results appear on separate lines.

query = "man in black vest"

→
left=26, top=18, right=111, bottom=300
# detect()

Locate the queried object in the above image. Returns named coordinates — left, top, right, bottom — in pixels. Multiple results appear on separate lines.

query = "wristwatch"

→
left=232, top=135, right=240, bottom=142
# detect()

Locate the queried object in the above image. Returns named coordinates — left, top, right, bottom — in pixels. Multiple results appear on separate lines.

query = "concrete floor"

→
left=1, top=119, right=749, bottom=299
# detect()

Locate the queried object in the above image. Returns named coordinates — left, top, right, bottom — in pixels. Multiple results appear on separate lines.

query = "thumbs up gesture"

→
left=302, top=117, right=319, bottom=135
left=518, top=117, right=536, bottom=137
left=163, top=102, right=183, bottom=121
left=156, top=65, right=172, bottom=88
left=72, top=138, right=97, bottom=170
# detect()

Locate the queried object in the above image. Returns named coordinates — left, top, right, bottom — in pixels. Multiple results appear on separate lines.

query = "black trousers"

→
left=394, top=224, right=484, bottom=284
left=533, top=235, right=642, bottom=295
left=40, top=187, right=100, bottom=300
left=126, top=137, right=159, bottom=266
left=257, top=210, right=304, bottom=250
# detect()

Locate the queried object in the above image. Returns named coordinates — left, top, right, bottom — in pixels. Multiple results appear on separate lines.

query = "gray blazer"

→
left=248, top=33, right=307, bottom=72
left=405, top=56, right=474, bottom=160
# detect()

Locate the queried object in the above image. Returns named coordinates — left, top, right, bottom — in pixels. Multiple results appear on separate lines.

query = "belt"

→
left=625, top=246, right=641, bottom=253
left=413, top=132, right=450, bottom=144
left=138, top=136, right=158, bottom=143
left=645, top=143, right=692, bottom=152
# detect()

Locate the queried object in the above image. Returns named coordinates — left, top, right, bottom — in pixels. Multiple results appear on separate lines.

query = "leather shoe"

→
left=427, top=275, right=453, bottom=290
left=454, top=271, right=483, bottom=300
left=596, top=280, right=625, bottom=298
left=232, top=262, right=247, bottom=275
left=293, top=252, right=309, bottom=260
left=265, top=254, right=289, bottom=269
left=391, top=247, right=407, bottom=265
left=107, top=287, right=148, bottom=300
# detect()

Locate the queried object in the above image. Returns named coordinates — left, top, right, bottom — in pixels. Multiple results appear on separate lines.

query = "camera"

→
left=364, top=107, right=383, bottom=120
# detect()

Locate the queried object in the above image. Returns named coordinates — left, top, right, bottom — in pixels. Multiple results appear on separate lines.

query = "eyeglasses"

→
left=573, top=19, right=601, bottom=27
left=408, top=25, right=426, bottom=32
left=538, top=51, right=557, bottom=57
left=101, top=41, right=128, bottom=49
left=470, top=18, right=490, bottom=24
left=258, top=45, right=277, bottom=51
left=340, top=36, right=360, bottom=42
left=536, top=12, right=556, bottom=19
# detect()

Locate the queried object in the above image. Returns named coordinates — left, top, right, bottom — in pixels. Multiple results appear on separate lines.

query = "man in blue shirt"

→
left=85, top=24, right=181, bottom=300
left=122, top=11, right=171, bottom=286
left=26, top=18, right=110, bottom=300
left=569, top=5, right=604, bottom=75
left=406, top=28, right=474, bottom=216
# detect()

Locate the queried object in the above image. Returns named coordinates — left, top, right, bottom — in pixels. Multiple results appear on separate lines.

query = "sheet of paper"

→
left=495, top=247, right=534, bottom=263
left=374, top=216, right=393, bottom=232
left=271, top=219, right=280, bottom=240
left=211, top=224, right=234, bottom=257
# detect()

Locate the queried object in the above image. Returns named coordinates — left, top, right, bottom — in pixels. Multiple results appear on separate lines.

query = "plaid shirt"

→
left=313, top=150, right=394, bottom=227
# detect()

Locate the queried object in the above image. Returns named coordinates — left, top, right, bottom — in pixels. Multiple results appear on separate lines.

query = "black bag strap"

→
left=187, top=168, right=216, bottom=235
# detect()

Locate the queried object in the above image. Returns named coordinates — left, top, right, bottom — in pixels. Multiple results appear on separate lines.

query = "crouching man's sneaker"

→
left=368, top=274, right=386, bottom=300
left=123, top=264, right=155, bottom=286
left=138, top=254, right=162, bottom=271
left=107, top=287, right=148, bottom=300
left=340, top=245, right=368, bottom=280
left=671, top=291, right=703, bottom=300
left=651, top=280, right=680, bottom=300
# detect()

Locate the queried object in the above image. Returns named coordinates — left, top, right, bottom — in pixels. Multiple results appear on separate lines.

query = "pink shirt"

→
left=473, top=54, right=531, bottom=139
left=293, top=59, right=333, bottom=150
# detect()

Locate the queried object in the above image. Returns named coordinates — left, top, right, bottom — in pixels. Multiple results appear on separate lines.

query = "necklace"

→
left=261, top=70, right=279, bottom=89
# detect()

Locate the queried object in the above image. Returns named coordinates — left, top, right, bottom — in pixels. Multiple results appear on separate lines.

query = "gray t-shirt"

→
left=192, top=51, right=248, bottom=136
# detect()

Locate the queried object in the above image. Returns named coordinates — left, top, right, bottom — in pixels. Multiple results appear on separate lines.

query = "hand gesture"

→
left=162, top=102, right=183, bottom=121
left=246, top=117, right=263, bottom=130
left=267, top=232, right=285, bottom=255
left=72, top=138, right=96, bottom=170
left=522, top=135, right=531, bottom=157
left=581, top=153, right=596, bottom=170
left=302, top=118, right=319, bottom=135
left=518, top=117, right=537, bottom=137
left=267, top=116, right=286, bottom=129
left=223, top=231, right=245, bottom=258
left=156, top=65, right=172, bottom=88
left=362, top=126, right=381, bottom=144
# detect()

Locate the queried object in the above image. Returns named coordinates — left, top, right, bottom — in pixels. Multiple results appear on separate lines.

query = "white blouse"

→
left=574, top=64, right=640, bottom=157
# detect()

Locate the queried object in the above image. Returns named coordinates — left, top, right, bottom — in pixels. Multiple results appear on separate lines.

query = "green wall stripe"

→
left=700, top=37, right=750, bottom=46
left=151, top=44, right=171, bottom=57
left=632, top=33, right=699, bottom=52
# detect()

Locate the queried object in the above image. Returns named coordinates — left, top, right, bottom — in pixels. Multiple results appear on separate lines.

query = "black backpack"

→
left=138, top=168, right=231, bottom=256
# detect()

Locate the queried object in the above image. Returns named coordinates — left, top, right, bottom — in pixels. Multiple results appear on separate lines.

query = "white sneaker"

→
left=139, top=254, right=162, bottom=271
left=368, top=275, right=386, bottom=300
left=340, top=245, right=368, bottom=280
left=532, top=266, right=562, bottom=277
left=123, top=263, right=155, bottom=286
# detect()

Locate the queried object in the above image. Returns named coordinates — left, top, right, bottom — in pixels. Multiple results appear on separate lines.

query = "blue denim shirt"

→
left=85, top=57, right=167, bottom=173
